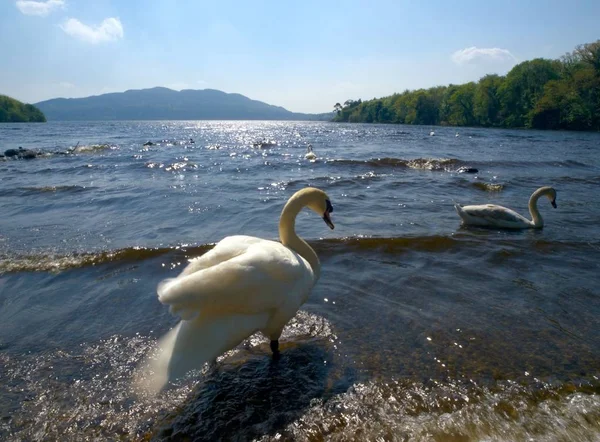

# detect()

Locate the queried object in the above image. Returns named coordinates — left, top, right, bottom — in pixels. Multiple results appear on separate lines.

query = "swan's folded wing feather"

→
left=158, top=240, right=313, bottom=319
left=178, top=235, right=264, bottom=277
left=464, top=204, right=526, bottom=224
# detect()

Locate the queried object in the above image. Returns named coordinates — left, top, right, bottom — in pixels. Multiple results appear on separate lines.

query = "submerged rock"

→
left=143, top=141, right=154, bottom=146
left=4, top=147, right=39, bottom=159
left=2, top=143, right=113, bottom=160
left=4, top=148, right=20, bottom=157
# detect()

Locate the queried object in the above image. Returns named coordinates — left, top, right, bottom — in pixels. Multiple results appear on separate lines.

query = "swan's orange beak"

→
left=323, top=199, right=334, bottom=229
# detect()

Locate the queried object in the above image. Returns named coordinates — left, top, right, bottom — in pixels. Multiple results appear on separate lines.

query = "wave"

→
left=0, top=185, right=95, bottom=197
left=470, top=182, right=504, bottom=192
left=272, top=379, right=600, bottom=441
left=2, top=338, right=598, bottom=441
left=71, top=144, right=116, bottom=154
left=0, top=246, right=209, bottom=274
left=553, top=175, right=600, bottom=185
left=3, top=236, right=597, bottom=274
left=145, top=161, right=198, bottom=172
left=328, top=157, right=466, bottom=171
left=476, top=159, right=590, bottom=168
left=283, top=171, right=389, bottom=189
left=328, top=157, right=591, bottom=172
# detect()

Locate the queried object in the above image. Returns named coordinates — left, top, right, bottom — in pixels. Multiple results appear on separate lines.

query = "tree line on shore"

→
left=0, top=95, right=46, bottom=123
left=333, top=40, right=600, bottom=131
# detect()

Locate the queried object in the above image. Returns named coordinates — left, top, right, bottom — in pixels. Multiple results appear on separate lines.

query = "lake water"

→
left=1, top=121, right=599, bottom=441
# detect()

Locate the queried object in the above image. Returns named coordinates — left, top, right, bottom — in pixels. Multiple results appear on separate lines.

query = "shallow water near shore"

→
left=1, top=121, right=599, bottom=440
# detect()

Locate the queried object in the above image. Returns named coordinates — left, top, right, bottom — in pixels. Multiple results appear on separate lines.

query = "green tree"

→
left=443, top=83, right=477, bottom=126
left=332, top=39, right=600, bottom=131
left=498, top=59, right=560, bottom=127
left=571, top=40, right=600, bottom=75
left=0, top=95, right=46, bottom=122
left=474, top=74, right=503, bottom=126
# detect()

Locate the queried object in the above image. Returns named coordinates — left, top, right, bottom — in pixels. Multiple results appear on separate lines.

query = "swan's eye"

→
left=326, top=199, right=333, bottom=213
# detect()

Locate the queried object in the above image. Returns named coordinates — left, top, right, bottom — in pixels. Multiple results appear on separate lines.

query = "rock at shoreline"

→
left=2, top=143, right=114, bottom=160
left=4, top=147, right=39, bottom=160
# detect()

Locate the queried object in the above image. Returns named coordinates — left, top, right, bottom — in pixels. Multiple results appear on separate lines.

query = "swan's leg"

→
left=270, top=340, right=280, bottom=359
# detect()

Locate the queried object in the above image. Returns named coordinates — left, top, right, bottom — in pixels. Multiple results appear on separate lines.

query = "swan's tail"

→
left=134, top=313, right=268, bottom=396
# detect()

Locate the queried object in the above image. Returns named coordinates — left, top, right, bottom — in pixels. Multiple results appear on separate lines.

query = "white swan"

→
left=136, top=187, right=334, bottom=394
left=304, top=144, right=317, bottom=160
left=429, top=131, right=435, bottom=136
left=455, top=186, right=557, bottom=229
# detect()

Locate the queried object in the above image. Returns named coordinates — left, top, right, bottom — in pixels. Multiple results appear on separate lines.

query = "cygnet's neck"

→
left=279, top=193, right=321, bottom=279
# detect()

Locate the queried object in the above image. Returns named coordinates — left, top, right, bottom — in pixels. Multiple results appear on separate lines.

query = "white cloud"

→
left=15, top=0, right=65, bottom=16
left=58, top=81, right=75, bottom=89
left=451, top=47, right=517, bottom=65
left=60, top=17, right=124, bottom=44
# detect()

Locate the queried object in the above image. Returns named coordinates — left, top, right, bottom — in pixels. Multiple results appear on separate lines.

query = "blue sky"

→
left=1, top=0, right=599, bottom=113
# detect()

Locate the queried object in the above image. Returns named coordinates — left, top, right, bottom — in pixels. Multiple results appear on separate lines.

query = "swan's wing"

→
left=178, top=235, right=264, bottom=277
left=461, top=204, right=529, bottom=225
left=158, top=239, right=314, bottom=319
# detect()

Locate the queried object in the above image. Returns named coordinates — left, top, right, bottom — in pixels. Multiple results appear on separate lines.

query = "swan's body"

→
left=305, top=144, right=317, bottom=160
left=137, top=188, right=334, bottom=394
left=455, top=186, right=557, bottom=229
left=429, top=131, right=435, bottom=136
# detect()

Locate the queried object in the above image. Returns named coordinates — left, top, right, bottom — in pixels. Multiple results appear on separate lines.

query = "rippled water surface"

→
left=1, top=121, right=599, bottom=441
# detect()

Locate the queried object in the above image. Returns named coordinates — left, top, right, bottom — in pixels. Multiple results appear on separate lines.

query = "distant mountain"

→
left=0, top=95, right=46, bottom=122
left=35, top=87, right=331, bottom=121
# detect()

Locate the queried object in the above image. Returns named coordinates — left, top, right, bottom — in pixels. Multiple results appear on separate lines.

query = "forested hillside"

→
left=334, top=41, right=600, bottom=131
left=0, top=95, right=46, bottom=123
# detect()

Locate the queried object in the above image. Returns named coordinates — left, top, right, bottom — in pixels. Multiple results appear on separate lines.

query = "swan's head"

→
left=322, top=198, right=334, bottom=229
left=305, top=189, right=334, bottom=229
left=544, top=187, right=557, bottom=208
left=285, top=187, right=334, bottom=230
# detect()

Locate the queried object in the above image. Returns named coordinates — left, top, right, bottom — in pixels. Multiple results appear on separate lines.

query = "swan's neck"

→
left=528, top=188, right=546, bottom=228
left=279, top=195, right=320, bottom=280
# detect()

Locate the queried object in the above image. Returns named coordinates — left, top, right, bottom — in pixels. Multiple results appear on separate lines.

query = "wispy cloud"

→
left=58, top=81, right=75, bottom=89
left=452, top=47, right=517, bottom=65
left=15, top=0, right=65, bottom=16
left=60, top=17, right=124, bottom=44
